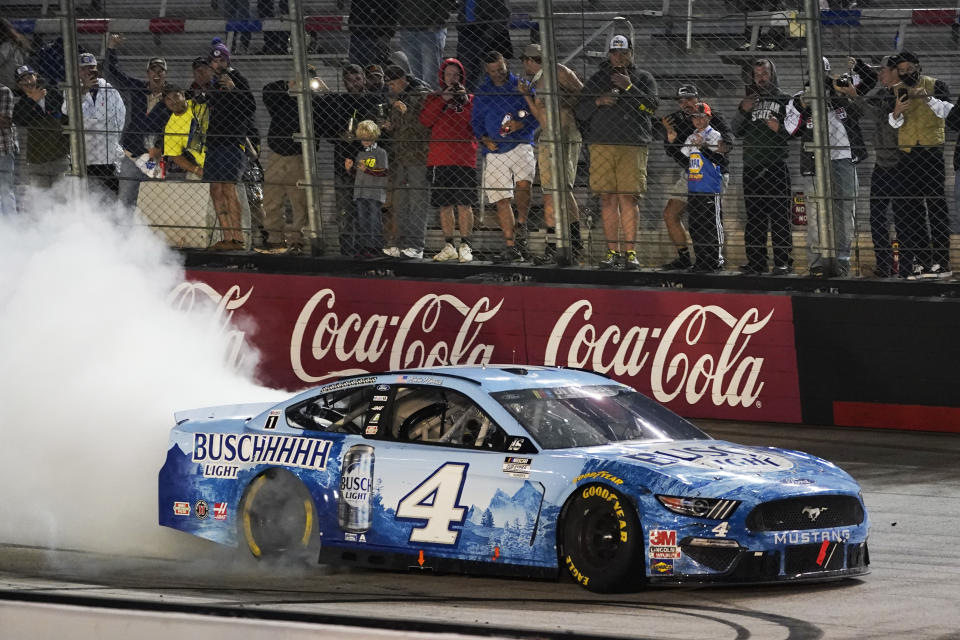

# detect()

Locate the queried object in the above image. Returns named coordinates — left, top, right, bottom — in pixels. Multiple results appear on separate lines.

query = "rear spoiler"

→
left=174, top=402, right=276, bottom=425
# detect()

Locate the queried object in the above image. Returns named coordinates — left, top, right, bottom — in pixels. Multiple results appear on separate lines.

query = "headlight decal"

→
left=656, top=495, right=740, bottom=520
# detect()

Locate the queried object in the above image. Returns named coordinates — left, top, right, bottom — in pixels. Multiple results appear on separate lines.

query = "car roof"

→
left=378, top=365, right=620, bottom=393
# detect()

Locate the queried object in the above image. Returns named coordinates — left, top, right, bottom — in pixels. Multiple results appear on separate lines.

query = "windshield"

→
left=491, top=385, right=709, bottom=449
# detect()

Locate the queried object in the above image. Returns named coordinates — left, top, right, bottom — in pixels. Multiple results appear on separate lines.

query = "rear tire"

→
left=239, top=470, right=316, bottom=562
left=560, top=484, right=642, bottom=593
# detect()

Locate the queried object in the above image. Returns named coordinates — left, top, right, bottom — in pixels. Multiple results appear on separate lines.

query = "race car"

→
left=158, top=366, right=869, bottom=592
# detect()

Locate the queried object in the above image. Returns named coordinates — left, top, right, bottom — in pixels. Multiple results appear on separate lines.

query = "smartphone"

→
left=896, top=87, right=908, bottom=101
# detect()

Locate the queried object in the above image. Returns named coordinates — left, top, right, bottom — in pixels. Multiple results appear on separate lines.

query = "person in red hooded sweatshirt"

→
left=419, top=58, right=479, bottom=262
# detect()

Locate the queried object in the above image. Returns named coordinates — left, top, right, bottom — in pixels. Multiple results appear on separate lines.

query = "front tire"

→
left=560, top=484, right=642, bottom=593
left=239, top=470, right=315, bottom=562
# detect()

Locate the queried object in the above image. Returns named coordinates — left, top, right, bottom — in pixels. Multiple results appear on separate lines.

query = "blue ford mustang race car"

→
left=158, top=366, right=869, bottom=592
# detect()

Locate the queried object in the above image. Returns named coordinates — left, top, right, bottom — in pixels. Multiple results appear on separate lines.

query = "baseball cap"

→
left=342, top=63, right=364, bottom=77
left=880, top=55, right=896, bottom=69
left=192, top=56, right=211, bottom=69
left=365, top=64, right=384, bottom=77
left=522, top=43, right=542, bottom=59
left=79, top=52, right=97, bottom=67
left=384, top=65, right=406, bottom=81
left=692, top=102, right=712, bottom=116
left=14, top=64, right=36, bottom=81
left=609, top=35, right=631, bottom=51
left=676, top=84, right=698, bottom=98
left=895, top=50, right=920, bottom=65
left=147, top=57, right=167, bottom=71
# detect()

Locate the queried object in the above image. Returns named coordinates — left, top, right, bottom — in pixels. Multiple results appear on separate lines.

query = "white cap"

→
left=609, top=35, right=631, bottom=51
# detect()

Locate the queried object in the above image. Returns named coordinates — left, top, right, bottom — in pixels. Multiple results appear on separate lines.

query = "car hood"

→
left=560, top=439, right=861, bottom=499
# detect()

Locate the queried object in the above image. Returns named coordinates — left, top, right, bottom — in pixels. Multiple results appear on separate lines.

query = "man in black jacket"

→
left=12, top=65, right=70, bottom=191
left=659, top=84, right=734, bottom=270
left=575, top=35, right=659, bottom=270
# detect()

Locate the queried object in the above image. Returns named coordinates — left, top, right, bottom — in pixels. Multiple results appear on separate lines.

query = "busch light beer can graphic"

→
left=338, top=444, right=375, bottom=532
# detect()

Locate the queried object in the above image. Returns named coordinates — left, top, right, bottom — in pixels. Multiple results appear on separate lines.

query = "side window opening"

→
left=390, top=386, right=506, bottom=450
left=286, top=386, right=374, bottom=434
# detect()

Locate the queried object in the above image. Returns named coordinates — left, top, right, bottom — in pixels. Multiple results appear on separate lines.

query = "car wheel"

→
left=239, top=470, right=315, bottom=561
left=560, top=484, right=642, bottom=593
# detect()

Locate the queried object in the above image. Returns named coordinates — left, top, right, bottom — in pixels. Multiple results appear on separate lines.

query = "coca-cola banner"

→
left=178, top=271, right=802, bottom=423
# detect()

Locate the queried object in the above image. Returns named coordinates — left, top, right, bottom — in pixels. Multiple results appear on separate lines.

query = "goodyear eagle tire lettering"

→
left=239, top=469, right=316, bottom=561
left=560, top=484, right=641, bottom=593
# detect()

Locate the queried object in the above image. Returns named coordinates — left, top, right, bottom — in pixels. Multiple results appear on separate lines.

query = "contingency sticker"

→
left=649, top=529, right=682, bottom=559
left=502, top=457, right=532, bottom=478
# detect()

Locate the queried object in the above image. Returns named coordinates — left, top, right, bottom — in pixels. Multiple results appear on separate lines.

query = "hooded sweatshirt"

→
left=575, top=59, right=659, bottom=145
left=419, top=58, right=478, bottom=167
left=732, top=59, right=792, bottom=169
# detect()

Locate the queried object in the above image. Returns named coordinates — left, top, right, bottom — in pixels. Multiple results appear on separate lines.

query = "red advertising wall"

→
left=180, top=271, right=801, bottom=423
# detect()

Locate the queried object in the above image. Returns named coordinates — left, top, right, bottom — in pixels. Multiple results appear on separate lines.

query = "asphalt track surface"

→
left=2, top=421, right=959, bottom=640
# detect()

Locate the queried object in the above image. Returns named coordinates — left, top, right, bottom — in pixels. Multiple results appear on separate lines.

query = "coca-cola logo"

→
left=291, top=289, right=501, bottom=382
left=168, top=281, right=253, bottom=371
left=544, top=301, right=773, bottom=408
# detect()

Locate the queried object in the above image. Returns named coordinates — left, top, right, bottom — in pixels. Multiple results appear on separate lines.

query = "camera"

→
left=449, top=82, right=467, bottom=107
left=834, top=73, right=853, bottom=88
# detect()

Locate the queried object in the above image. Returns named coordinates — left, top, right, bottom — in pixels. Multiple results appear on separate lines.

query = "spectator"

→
left=161, top=84, right=205, bottom=180
left=200, top=41, right=257, bottom=250
left=519, top=42, right=584, bottom=265
left=680, top=102, right=728, bottom=271
left=850, top=55, right=901, bottom=278
left=257, top=0, right=290, bottom=55
left=471, top=50, right=537, bottom=262
left=12, top=65, right=70, bottom=190
left=344, top=119, right=389, bottom=258
left=659, top=84, right=734, bottom=270
left=575, top=35, right=659, bottom=270
left=785, top=57, right=867, bottom=278
left=313, top=64, right=382, bottom=256
left=397, top=0, right=457, bottom=89
left=218, top=0, right=252, bottom=55
left=887, top=51, right=951, bottom=279
left=0, top=80, right=16, bottom=214
left=924, top=93, right=960, bottom=279
left=258, top=68, right=328, bottom=254
left=62, top=53, right=126, bottom=198
left=732, top=58, right=792, bottom=275
left=365, top=64, right=386, bottom=94
left=187, top=56, right=215, bottom=99
left=420, top=57, right=478, bottom=263
left=456, top=0, right=514, bottom=92
left=348, top=0, right=397, bottom=68
left=381, top=64, right=431, bottom=259
left=104, top=34, right=171, bottom=211
left=0, top=19, right=31, bottom=91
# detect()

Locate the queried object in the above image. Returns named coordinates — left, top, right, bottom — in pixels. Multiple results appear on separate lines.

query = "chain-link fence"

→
left=3, top=0, right=959, bottom=278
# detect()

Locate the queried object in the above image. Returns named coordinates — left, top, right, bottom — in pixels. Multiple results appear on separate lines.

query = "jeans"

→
left=0, top=153, right=16, bottom=215
left=355, top=197, right=384, bottom=252
left=398, top=28, right=447, bottom=86
left=118, top=154, right=146, bottom=211
left=391, top=162, right=429, bottom=250
left=807, top=158, right=858, bottom=273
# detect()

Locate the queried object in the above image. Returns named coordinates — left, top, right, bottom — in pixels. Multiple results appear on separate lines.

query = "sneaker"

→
left=400, top=247, right=424, bottom=259
left=904, top=264, right=925, bottom=280
left=735, top=41, right=753, bottom=51
left=809, top=265, right=828, bottom=278
left=383, top=246, right=401, bottom=258
left=661, top=253, right=692, bottom=270
left=533, top=244, right=558, bottom=266
left=739, top=263, right=766, bottom=275
left=598, top=249, right=622, bottom=270
left=209, top=239, right=244, bottom=251
left=497, top=245, right=525, bottom=263
left=623, top=250, right=640, bottom=270
left=433, top=243, right=458, bottom=262
left=771, top=265, right=791, bottom=276
left=254, top=243, right=287, bottom=254
left=458, top=243, right=473, bottom=263
left=921, top=263, right=952, bottom=279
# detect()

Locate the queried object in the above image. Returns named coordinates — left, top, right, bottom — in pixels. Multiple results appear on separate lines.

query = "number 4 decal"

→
left=711, top=522, right=730, bottom=538
left=396, top=463, right=468, bottom=544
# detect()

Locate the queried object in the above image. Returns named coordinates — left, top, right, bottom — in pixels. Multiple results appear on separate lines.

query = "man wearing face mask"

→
left=887, top=51, right=951, bottom=279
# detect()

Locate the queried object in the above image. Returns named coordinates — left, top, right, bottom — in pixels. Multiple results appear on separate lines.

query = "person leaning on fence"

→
left=62, top=53, right=126, bottom=199
left=104, top=34, right=171, bottom=212
left=12, top=65, right=70, bottom=192
left=575, top=35, right=659, bottom=270
left=679, top=102, right=728, bottom=272
left=786, top=57, right=867, bottom=279
left=850, top=55, right=903, bottom=279
left=732, top=57, right=792, bottom=276
left=420, top=57, right=478, bottom=263
left=471, top=50, right=538, bottom=263
left=345, top=119, right=389, bottom=258
left=257, top=68, right=328, bottom=255
left=200, top=40, right=257, bottom=251
left=659, top=83, right=734, bottom=271
left=886, top=51, right=952, bottom=280
left=519, top=42, right=585, bottom=266
left=161, top=84, right=205, bottom=180
left=0, top=80, right=17, bottom=215
left=380, top=64, right=431, bottom=259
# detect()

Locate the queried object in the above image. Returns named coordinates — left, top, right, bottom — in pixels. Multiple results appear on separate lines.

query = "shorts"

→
left=482, top=144, right=536, bottom=204
left=430, top=165, right=478, bottom=207
left=588, top=144, right=648, bottom=195
left=538, top=134, right=581, bottom=191
left=667, top=171, right=688, bottom=204
left=204, top=142, right=246, bottom=183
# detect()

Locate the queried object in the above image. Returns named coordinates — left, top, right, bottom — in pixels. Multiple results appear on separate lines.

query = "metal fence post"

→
left=60, top=0, right=87, bottom=193
left=804, top=0, right=835, bottom=266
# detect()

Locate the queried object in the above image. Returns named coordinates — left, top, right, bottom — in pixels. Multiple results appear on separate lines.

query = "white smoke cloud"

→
left=0, top=185, right=284, bottom=558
